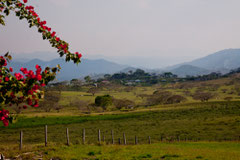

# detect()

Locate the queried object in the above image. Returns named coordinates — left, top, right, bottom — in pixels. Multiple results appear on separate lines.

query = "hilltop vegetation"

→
left=4, top=72, right=240, bottom=116
left=39, top=72, right=240, bottom=113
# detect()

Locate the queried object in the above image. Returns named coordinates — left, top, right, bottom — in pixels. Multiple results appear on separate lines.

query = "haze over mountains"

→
left=9, top=49, right=240, bottom=80
left=8, top=58, right=128, bottom=81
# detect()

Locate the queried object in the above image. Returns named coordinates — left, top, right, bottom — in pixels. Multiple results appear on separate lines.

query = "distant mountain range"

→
left=8, top=48, right=240, bottom=80
left=8, top=58, right=128, bottom=81
left=169, top=65, right=211, bottom=77
left=165, top=49, right=240, bottom=76
left=185, top=49, right=240, bottom=70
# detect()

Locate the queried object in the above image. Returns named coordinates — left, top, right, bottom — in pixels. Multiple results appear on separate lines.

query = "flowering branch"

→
left=0, top=0, right=82, bottom=63
left=0, top=0, right=83, bottom=126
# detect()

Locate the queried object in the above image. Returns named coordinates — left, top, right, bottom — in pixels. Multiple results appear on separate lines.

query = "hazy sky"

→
left=1, top=0, right=240, bottom=68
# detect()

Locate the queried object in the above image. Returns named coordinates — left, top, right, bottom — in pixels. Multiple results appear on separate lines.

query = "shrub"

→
left=113, top=98, right=135, bottom=109
left=147, top=91, right=186, bottom=105
left=165, top=95, right=186, bottom=104
left=95, top=95, right=112, bottom=109
left=192, top=92, right=214, bottom=102
left=147, top=91, right=171, bottom=105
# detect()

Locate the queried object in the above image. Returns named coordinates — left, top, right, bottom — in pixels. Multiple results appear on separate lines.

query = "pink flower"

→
left=36, top=74, right=42, bottom=81
left=32, top=84, right=40, bottom=91
left=51, top=31, right=56, bottom=37
left=3, top=119, right=8, bottom=127
left=4, top=77, right=9, bottom=82
left=27, top=98, right=32, bottom=105
left=10, top=92, right=15, bottom=98
left=35, top=64, right=40, bottom=69
left=14, top=73, right=24, bottom=80
left=41, top=83, right=46, bottom=87
left=75, top=52, right=82, bottom=59
left=33, top=104, right=39, bottom=108
left=17, top=3, right=22, bottom=7
left=20, top=67, right=28, bottom=74
left=0, top=109, right=9, bottom=126
left=28, top=90, right=33, bottom=95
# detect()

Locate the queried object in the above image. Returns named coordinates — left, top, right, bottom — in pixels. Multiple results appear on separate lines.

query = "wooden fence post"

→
left=98, top=129, right=101, bottom=143
left=148, top=136, right=151, bottom=144
left=19, top=130, right=23, bottom=150
left=66, top=128, right=70, bottom=146
left=103, top=132, right=105, bottom=142
left=135, top=136, right=138, bottom=145
left=82, top=128, right=85, bottom=145
left=45, top=125, right=47, bottom=147
left=123, top=133, right=127, bottom=145
left=111, top=130, right=114, bottom=144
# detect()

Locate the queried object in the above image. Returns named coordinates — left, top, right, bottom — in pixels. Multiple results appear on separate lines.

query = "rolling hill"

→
left=170, top=65, right=210, bottom=77
left=166, top=49, right=240, bottom=73
left=8, top=48, right=240, bottom=79
left=9, top=58, right=128, bottom=81
left=187, top=49, right=240, bottom=70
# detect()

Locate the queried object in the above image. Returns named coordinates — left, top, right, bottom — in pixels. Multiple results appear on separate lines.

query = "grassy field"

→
left=1, top=101, right=240, bottom=146
left=1, top=142, right=240, bottom=160
left=1, top=76, right=240, bottom=159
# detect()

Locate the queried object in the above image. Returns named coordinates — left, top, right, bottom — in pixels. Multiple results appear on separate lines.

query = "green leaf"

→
left=7, top=55, right=12, bottom=61
left=42, top=34, right=46, bottom=40
left=51, top=67, right=57, bottom=73
left=4, top=52, right=9, bottom=57
left=38, top=27, right=43, bottom=33
left=59, top=51, right=64, bottom=57
left=15, top=11, right=20, bottom=17
left=6, top=1, right=12, bottom=7
left=56, top=64, right=61, bottom=69
left=4, top=8, right=9, bottom=16
left=0, top=19, right=5, bottom=25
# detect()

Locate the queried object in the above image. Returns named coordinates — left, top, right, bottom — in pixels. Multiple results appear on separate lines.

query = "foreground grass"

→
left=0, top=101, right=240, bottom=146
left=1, top=142, right=240, bottom=160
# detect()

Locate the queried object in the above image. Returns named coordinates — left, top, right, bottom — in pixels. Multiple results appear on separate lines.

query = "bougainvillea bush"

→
left=0, top=0, right=82, bottom=126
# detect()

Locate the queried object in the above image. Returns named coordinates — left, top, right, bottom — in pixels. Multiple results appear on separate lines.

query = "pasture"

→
left=1, top=76, right=240, bottom=159
left=1, top=142, right=240, bottom=160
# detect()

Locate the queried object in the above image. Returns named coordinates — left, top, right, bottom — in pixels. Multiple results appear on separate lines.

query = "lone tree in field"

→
left=0, top=0, right=82, bottom=126
left=39, top=89, right=62, bottom=112
left=95, top=95, right=113, bottom=110
left=84, top=76, right=92, bottom=84
left=87, top=87, right=98, bottom=96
